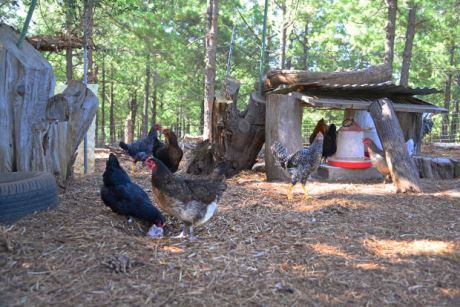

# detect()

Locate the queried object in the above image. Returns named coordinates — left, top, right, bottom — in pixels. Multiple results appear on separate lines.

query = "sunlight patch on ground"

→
left=311, top=243, right=352, bottom=259
left=364, top=239, right=457, bottom=257
left=436, top=287, right=460, bottom=298
left=353, top=262, right=386, bottom=270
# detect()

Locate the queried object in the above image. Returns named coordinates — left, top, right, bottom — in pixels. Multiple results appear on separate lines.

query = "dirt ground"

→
left=1, top=148, right=459, bottom=306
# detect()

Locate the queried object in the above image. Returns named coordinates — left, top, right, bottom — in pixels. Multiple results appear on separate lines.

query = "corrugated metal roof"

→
left=270, top=81, right=442, bottom=96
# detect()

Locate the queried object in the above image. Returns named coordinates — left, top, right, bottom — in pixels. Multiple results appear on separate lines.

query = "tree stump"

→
left=0, top=24, right=98, bottom=187
left=186, top=78, right=266, bottom=176
left=369, top=98, right=422, bottom=193
left=265, top=94, right=303, bottom=182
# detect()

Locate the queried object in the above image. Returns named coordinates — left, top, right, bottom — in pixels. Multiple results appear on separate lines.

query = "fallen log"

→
left=264, top=63, right=392, bottom=90
left=369, top=98, right=422, bottom=193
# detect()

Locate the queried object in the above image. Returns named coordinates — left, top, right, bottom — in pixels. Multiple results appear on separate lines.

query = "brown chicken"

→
left=309, top=118, right=328, bottom=144
left=154, top=128, right=183, bottom=173
left=362, top=138, right=391, bottom=183
left=144, top=157, right=227, bottom=240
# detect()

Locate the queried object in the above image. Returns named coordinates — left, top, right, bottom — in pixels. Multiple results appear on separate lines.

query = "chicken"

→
left=154, top=128, right=183, bottom=173
left=101, top=153, right=165, bottom=237
left=119, top=124, right=164, bottom=172
left=363, top=138, right=415, bottom=183
left=271, top=132, right=324, bottom=200
left=309, top=118, right=328, bottom=144
left=144, top=157, right=227, bottom=240
left=362, top=138, right=391, bottom=183
left=322, top=123, right=337, bottom=160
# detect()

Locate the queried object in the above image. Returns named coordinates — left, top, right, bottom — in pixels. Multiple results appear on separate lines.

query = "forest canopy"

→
left=2, top=0, right=459, bottom=143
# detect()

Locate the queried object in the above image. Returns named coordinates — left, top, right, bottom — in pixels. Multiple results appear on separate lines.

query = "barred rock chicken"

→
left=144, top=157, right=227, bottom=240
left=362, top=138, right=391, bottom=183
left=101, top=153, right=165, bottom=237
left=154, top=128, right=183, bottom=173
left=119, top=124, right=164, bottom=172
left=271, top=132, right=324, bottom=200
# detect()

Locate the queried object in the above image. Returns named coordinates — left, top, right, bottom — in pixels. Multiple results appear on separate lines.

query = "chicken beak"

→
left=147, top=225, right=164, bottom=238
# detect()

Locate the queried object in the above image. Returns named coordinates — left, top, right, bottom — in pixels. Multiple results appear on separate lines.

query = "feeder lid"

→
left=339, top=119, right=363, bottom=132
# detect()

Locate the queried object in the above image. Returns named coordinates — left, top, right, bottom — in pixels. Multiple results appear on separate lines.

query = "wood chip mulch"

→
left=1, top=149, right=459, bottom=306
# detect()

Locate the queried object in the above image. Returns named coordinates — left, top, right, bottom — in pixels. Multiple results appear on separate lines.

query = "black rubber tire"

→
left=0, top=172, right=58, bottom=224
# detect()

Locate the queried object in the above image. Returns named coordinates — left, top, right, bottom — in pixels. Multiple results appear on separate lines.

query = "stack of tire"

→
left=0, top=172, right=58, bottom=224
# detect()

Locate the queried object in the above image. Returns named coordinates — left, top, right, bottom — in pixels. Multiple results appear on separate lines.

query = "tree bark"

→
left=203, top=0, right=219, bottom=141
left=442, top=45, right=456, bottom=140
left=384, top=0, right=397, bottom=70
left=264, top=64, right=392, bottom=90
left=151, top=72, right=157, bottom=126
left=109, top=66, right=115, bottom=144
left=451, top=98, right=459, bottom=139
left=187, top=78, right=266, bottom=176
left=100, top=57, right=106, bottom=146
left=83, top=0, right=95, bottom=83
left=265, top=94, right=303, bottom=182
left=369, top=98, right=422, bottom=193
left=400, top=1, right=417, bottom=86
left=279, top=0, right=287, bottom=69
left=65, top=0, right=73, bottom=82
left=142, top=56, right=151, bottom=137
left=302, top=19, right=309, bottom=70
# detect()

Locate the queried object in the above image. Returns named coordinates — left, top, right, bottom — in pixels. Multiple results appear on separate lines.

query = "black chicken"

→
left=101, top=153, right=165, bottom=237
left=322, top=124, right=337, bottom=160
left=271, top=132, right=324, bottom=200
left=144, top=157, right=227, bottom=240
left=119, top=124, right=165, bottom=172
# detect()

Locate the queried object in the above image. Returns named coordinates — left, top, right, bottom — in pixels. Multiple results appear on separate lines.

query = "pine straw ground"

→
left=1, top=150, right=460, bottom=306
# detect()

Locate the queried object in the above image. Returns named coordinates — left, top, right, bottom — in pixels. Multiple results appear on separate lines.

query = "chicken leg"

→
left=131, top=161, right=136, bottom=173
left=301, top=184, right=311, bottom=200
left=287, top=184, right=294, bottom=201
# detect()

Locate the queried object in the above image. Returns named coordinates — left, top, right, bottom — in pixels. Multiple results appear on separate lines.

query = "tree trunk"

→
left=83, top=0, right=95, bottom=83
left=384, top=0, right=397, bottom=70
left=264, top=64, right=392, bottom=90
left=151, top=72, right=157, bottom=126
left=279, top=0, right=287, bottom=69
left=109, top=66, right=115, bottom=144
left=442, top=45, right=455, bottom=140
left=369, top=98, right=422, bottom=193
left=400, top=1, right=417, bottom=86
left=100, top=57, right=106, bottom=146
left=451, top=98, right=459, bottom=140
left=203, top=0, right=219, bottom=141
left=142, top=56, right=151, bottom=137
left=65, top=0, right=73, bottom=82
left=187, top=78, right=266, bottom=176
left=265, top=94, right=303, bottom=182
left=302, top=20, right=309, bottom=70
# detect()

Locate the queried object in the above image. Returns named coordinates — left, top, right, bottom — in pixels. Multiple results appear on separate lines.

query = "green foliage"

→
left=5, top=0, right=459, bottom=139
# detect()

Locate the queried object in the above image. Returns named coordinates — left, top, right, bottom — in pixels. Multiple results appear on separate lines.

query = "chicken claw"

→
left=301, top=184, right=311, bottom=200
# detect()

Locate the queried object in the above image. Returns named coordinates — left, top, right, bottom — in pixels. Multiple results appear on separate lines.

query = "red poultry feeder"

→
left=327, top=120, right=372, bottom=169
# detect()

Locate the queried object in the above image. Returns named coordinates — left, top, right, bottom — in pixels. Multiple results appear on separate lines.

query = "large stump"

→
left=265, top=94, right=303, bottom=182
left=186, top=78, right=266, bottom=176
left=369, top=98, right=422, bottom=193
left=0, top=24, right=97, bottom=187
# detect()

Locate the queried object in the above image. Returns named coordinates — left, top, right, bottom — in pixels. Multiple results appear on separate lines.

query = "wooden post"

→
left=265, top=94, right=303, bottom=182
left=369, top=98, right=422, bottom=193
left=396, top=112, right=422, bottom=154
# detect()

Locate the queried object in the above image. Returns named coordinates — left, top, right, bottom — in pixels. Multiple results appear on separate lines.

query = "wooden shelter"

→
left=265, top=81, right=447, bottom=193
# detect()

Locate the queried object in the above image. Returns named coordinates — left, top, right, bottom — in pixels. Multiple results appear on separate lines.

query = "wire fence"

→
left=93, top=114, right=460, bottom=148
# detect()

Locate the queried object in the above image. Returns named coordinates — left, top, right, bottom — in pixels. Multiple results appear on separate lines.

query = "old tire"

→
left=0, top=172, right=58, bottom=224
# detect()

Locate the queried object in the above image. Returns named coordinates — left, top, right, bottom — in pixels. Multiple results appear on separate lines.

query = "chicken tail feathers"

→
left=119, top=142, right=129, bottom=151
left=271, top=142, right=289, bottom=169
